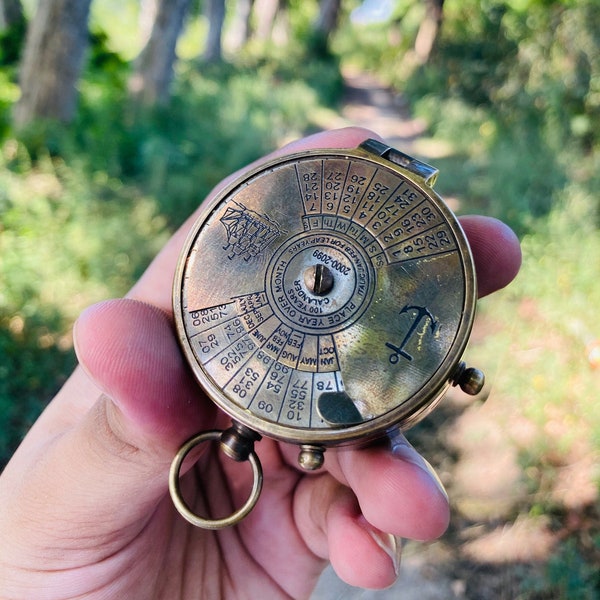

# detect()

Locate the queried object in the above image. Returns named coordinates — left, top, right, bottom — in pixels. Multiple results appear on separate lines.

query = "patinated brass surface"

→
left=172, top=141, right=480, bottom=448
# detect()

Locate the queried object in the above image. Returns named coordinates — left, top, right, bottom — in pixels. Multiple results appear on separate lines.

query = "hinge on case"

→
left=359, top=139, right=439, bottom=188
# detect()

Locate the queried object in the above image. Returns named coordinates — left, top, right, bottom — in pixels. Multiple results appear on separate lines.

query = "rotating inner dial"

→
left=264, top=231, right=375, bottom=335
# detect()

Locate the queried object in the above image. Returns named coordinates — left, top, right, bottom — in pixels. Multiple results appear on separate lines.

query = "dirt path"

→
left=312, top=69, right=464, bottom=600
left=339, top=68, right=427, bottom=153
left=311, top=69, right=556, bottom=599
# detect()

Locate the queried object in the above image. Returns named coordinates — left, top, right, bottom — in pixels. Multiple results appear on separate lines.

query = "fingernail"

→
left=388, top=430, right=448, bottom=501
left=366, top=527, right=403, bottom=576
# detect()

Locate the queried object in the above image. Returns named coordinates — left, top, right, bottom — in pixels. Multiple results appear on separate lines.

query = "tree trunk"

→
left=226, top=0, right=253, bottom=52
left=13, top=0, right=92, bottom=126
left=138, top=0, right=159, bottom=48
left=203, top=0, right=226, bottom=63
left=315, top=0, right=340, bottom=38
left=253, top=0, right=279, bottom=42
left=270, top=0, right=289, bottom=46
left=413, top=0, right=444, bottom=65
left=0, top=0, right=23, bottom=31
left=312, top=0, right=341, bottom=56
left=129, top=0, right=191, bottom=108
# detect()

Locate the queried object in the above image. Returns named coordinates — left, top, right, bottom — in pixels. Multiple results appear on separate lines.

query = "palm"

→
left=41, top=430, right=327, bottom=599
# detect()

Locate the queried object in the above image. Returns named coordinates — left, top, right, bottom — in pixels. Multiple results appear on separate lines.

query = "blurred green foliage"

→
left=0, top=19, right=342, bottom=468
left=1, top=0, right=599, bottom=595
left=545, top=536, right=600, bottom=599
left=335, top=0, right=599, bottom=596
left=0, top=143, right=169, bottom=462
left=336, top=0, right=600, bottom=234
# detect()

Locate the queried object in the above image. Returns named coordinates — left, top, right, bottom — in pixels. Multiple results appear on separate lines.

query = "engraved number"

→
left=257, top=400, right=274, bottom=413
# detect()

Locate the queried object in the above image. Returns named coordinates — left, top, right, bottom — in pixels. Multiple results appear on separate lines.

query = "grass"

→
left=477, top=184, right=600, bottom=459
left=0, top=43, right=343, bottom=468
left=0, top=141, right=169, bottom=462
left=397, top=64, right=600, bottom=600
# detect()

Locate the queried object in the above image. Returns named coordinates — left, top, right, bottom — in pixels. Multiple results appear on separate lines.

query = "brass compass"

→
left=169, top=139, right=484, bottom=528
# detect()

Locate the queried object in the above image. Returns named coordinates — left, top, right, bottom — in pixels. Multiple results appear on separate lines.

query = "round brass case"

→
left=173, top=141, right=478, bottom=449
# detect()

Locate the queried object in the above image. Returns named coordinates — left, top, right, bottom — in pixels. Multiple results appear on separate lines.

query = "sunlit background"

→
left=1, top=1, right=599, bottom=598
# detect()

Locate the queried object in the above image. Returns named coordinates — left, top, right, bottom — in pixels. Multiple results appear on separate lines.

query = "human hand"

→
left=0, top=128, right=521, bottom=599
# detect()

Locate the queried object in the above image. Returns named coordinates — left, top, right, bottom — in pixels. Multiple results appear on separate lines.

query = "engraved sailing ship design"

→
left=220, top=202, right=284, bottom=261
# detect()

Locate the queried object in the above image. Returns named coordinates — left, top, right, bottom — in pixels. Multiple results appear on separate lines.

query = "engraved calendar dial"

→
left=173, top=140, right=481, bottom=448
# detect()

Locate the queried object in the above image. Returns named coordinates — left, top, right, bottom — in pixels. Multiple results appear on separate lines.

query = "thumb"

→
left=68, top=299, right=214, bottom=521
left=3, top=299, right=212, bottom=559
left=74, top=298, right=211, bottom=448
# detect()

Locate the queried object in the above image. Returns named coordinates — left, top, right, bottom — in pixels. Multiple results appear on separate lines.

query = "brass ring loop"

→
left=169, top=430, right=263, bottom=530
